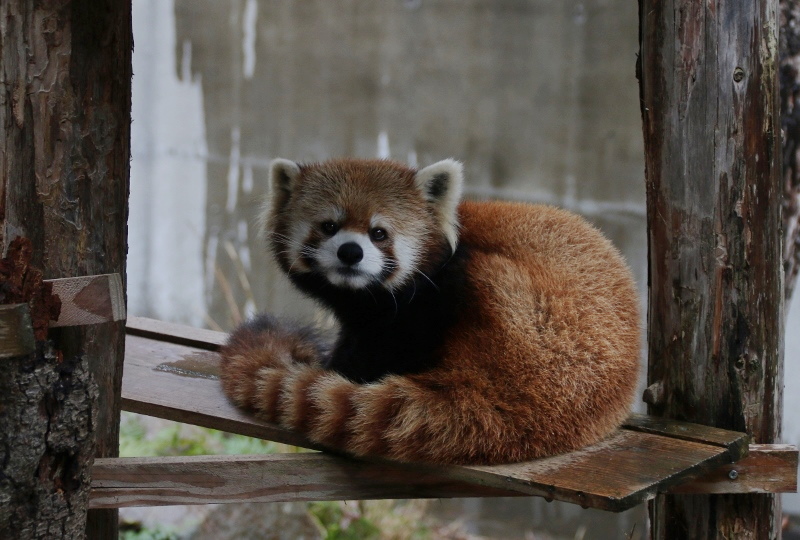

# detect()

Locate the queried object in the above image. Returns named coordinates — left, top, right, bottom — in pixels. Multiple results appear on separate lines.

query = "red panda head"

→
left=263, top=158, right=463, bottom=291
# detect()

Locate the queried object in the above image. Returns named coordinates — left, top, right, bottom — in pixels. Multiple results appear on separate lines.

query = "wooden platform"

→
left=92, top=317, right=797, bottom=512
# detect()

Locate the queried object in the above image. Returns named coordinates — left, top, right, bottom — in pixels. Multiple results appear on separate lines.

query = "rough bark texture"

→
left=0, top=343, right=98, bottom=539
left=638, top=0, right=784, bottom=538
left=780, top=0, right=800, bottom=306
left=0, top=1, right=131, bottom=538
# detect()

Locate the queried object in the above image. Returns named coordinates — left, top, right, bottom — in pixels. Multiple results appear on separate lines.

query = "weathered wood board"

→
left=122, top=333, right=321, bottom=450
left=89, top=445, right=797, bottom=509
left=666, top=444, right=798, bottom=495
left=89, top=453, right=522, bottom=509
left=116, top=318, right=782, bottom=512
left=47, top=274, right=126, bottom=327
left=127, top=316, right=225, bottom=350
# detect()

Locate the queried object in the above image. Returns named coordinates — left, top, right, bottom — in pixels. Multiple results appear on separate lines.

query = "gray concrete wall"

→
left=163, top=0, right=647, bottom=329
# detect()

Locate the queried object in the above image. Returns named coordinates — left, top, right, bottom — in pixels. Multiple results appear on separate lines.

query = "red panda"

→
left=219, top=158, right=641, bottom=465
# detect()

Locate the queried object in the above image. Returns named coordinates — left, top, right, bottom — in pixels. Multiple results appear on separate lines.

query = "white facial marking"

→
left=385, top=234, right=420, bottom=290
left=285, top=221, right=312, bottom=272
left=317, top=230, right=385, bottom=289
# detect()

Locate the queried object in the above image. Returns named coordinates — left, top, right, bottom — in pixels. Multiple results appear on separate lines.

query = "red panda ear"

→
left=268, top=158, right=301, bottom=212
left=269, top=159, right=301, bottom=196
left=415, top=159, right=464, bottom=252
left=260, top=159, right=301, bottom=238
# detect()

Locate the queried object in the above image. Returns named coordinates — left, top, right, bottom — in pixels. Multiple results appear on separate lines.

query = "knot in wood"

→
left=733, top=67, right=746, bottom=83
left=643, top=381, right=665, bottom=406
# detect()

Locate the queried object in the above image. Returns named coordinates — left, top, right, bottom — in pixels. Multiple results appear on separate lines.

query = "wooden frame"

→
left=86, top=318, right=796, bottom=514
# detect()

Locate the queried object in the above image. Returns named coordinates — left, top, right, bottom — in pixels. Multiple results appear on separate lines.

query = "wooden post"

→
left=0, top=2, right=131, bottom=538
left=638, top=0, right=785, bottom=538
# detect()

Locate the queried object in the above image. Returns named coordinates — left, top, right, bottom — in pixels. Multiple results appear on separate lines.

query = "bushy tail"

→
left=219, top=316, right=525, bottom=465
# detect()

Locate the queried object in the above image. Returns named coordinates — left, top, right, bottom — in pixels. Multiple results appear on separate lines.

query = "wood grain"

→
left=88, top=453, right=522, bottom=509
left=47, top=274, right=126, bottom=327
left=638, top=0, right=783, bottom=535
left=126, top=316, right=226, bottom=350
left=667, top=444, right=798, bottom=495
left=435, top=430, right=743, bottom=512
left=623, top=414, right=749, bottom=454
left=88, top=444, right=796, bottom=509
left=0, top=304, right=34, bottom=358
left=122, top=334, right=321, bottom=450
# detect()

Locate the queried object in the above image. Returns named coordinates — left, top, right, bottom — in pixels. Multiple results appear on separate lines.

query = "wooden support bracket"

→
left=1, top=274, right=126, bottom=357
left=47, top=273, right=125, bottom=327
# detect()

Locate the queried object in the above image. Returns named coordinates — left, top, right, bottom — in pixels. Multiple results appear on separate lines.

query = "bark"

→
left=780, top=0, right=800, bottom=306
left=638, top=0, right=784, bottom=538
left=0, top=1, right=131, bottom=538
left=0, top=342, right=98, bottom=539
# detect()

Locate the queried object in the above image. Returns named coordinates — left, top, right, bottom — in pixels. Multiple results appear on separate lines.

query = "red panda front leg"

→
left=219, top=315, right=329, bottom=412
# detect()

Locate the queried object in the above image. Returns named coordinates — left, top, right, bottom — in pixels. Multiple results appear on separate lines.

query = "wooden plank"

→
left=88, top=454, right=523, bottom=509
left=623, top=414, right=750, bottom=455
left=126, top=316, right=225, bottom=350
left=432, top=429, right=743, bottom=512
left=46, top=274, right=126, bottom=327
left=122, top=333, right=756, bottom=511
left=122, top=334, right=320, bottom=450
left=0, top=303, right=34, bottom=358
left=667, top=444, right=798, bottom=495
left=89, top=444, right=797, bottom=509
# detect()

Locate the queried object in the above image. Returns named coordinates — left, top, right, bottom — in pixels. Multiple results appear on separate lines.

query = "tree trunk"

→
left=638, top=0, right=784, bottom=538
left=0, top=2, right=132, bottom=539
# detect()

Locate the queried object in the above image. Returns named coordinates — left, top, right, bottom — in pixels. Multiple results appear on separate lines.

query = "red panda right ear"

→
left=269, top=159, right=301, bottom=196
left=260, top=159, right=301, bottom=238
left=415, top=159, right=464, bottom=252
left=268, top=158, right=301, bottom=213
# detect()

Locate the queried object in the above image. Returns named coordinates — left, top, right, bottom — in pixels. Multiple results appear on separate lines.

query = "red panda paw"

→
left=219, top=340, right=294, bottom=410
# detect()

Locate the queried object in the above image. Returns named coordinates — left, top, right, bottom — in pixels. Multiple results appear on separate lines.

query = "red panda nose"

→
left=337, top=242, right=364, bottom=265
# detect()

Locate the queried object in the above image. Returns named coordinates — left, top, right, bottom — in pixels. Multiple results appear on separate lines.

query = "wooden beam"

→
left=666, top=444, right=798, bottom=495
left=47, top=274, right=125, bottom=327
left=0, top=304, right=34, bottom=358
left=88, top=453, right=522, bottom=509
left=88, top=444, right=796, bottom=509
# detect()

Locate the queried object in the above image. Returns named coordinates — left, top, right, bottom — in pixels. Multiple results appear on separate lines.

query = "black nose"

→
left=337, top=242, right=363, bottom=265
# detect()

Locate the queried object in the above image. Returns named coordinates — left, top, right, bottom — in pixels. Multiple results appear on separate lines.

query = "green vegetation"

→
left=119, top=411, right=279, bottom=457
left=118, top=413, right=438, bottom=540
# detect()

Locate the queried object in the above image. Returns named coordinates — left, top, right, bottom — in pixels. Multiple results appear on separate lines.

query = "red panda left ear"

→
left=415, top=159, right=464, bottom=252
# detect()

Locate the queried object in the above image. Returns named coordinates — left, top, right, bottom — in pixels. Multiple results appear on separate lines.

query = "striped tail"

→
left=219, top=316, right=516, bottom=465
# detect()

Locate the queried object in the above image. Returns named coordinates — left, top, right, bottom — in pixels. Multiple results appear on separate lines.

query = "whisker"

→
left=416, top=269, right=440, bottom=292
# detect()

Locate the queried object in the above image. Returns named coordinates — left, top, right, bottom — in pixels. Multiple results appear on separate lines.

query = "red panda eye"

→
left=321, top=221, right=339, bottom=235
left=370, top=228, right=387, bottom=241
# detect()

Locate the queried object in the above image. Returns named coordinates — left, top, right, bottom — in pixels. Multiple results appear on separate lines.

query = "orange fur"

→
left=220, top=160, right=640, bottom=465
